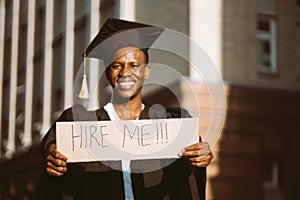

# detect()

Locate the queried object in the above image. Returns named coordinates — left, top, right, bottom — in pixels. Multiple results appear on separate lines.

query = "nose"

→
left=119, top=62, right=131, bottom=77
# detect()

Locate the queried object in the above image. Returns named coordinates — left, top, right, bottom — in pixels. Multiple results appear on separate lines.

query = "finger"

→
left=46, top=166, right=65, bottom=177
left=188, top=154, right=212, bottom=163
left=188, top=153, right=213, bottom=167
left=47, top=154, right=67, bottom=167
left=180, top=146, right=211, bottom=158
left=180, top=149, right=212, bottom=158
left=190, top=160, right=211, bottom=168
left=184, top=142, right=210, bottom=151
left=184, top=143, right=201, bottom=151
left=50, top=149, right=67, bottom=161
left=47, top=160, right=68, bottom=173
left=180, top=149, right=202, bottom=157
left=47, top=161, right=67, bottom=174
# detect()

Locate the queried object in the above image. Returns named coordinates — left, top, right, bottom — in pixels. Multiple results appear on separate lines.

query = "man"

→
left=38, top=18, right=213, bottom=200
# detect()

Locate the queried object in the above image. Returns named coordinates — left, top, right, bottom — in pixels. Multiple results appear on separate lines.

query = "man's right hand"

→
left=46, top=144, right=68, bottom=177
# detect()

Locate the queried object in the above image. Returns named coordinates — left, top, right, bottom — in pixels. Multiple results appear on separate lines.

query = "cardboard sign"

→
left=56, top=118, right=199, bottom=162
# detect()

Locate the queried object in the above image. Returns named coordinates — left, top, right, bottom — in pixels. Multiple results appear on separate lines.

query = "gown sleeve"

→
left=39, top=107, right=73, bottom=157
left=166, top=107, right=207, bottom=200
left=37, top=106, right=76, bottom=200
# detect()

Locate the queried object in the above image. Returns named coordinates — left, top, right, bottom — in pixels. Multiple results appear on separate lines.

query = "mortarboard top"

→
left=84, top=18, right=164, bottom=65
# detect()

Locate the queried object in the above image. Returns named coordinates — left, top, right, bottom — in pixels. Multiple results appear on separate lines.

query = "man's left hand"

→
left=179, top=142, right=214, bottom=168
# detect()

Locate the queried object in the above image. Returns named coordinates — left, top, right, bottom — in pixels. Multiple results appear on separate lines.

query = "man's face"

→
left=107, top=46, right=151, bottom=100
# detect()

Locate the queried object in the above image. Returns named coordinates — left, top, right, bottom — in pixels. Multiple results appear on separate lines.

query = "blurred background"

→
left=0, top=0, right=300, bottom=199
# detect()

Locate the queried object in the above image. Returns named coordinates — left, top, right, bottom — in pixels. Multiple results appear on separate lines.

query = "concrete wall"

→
left=136, top=0, right=190, bottom=77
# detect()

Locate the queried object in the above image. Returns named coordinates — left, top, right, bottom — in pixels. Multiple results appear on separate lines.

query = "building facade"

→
left=193, top=0, right=300, bottom=199
left=0, top=0, right=299, bottom=199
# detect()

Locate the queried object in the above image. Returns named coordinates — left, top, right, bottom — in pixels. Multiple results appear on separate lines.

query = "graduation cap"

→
left=79, top=18, right=163, bottom=99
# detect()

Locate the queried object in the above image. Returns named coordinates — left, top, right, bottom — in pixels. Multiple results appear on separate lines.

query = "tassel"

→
left=79, top=51, right=89, bottom=99
left=79, top=74, right=89, bottom=99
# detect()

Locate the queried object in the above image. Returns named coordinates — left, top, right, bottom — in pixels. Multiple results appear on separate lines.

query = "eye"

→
left=130, top=63, right=141, bottom=68
left=111, top=63, right=122, bottom=70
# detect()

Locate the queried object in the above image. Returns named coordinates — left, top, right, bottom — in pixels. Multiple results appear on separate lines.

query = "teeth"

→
left=119, top=81, right=135, bottom=86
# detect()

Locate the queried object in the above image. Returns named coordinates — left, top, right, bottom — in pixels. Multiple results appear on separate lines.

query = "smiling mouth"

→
left=118, top=81, right=136, bottom=89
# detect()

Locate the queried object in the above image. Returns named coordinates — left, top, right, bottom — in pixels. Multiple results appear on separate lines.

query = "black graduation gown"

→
left=38, top=104, right=206, bottom=200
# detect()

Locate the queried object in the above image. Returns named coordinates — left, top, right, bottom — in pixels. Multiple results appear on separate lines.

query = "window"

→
left=257, top=15, right=277, bottom=74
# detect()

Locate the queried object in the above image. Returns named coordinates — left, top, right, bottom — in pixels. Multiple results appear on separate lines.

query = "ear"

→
left=144, top=65, right=151, bottom=80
